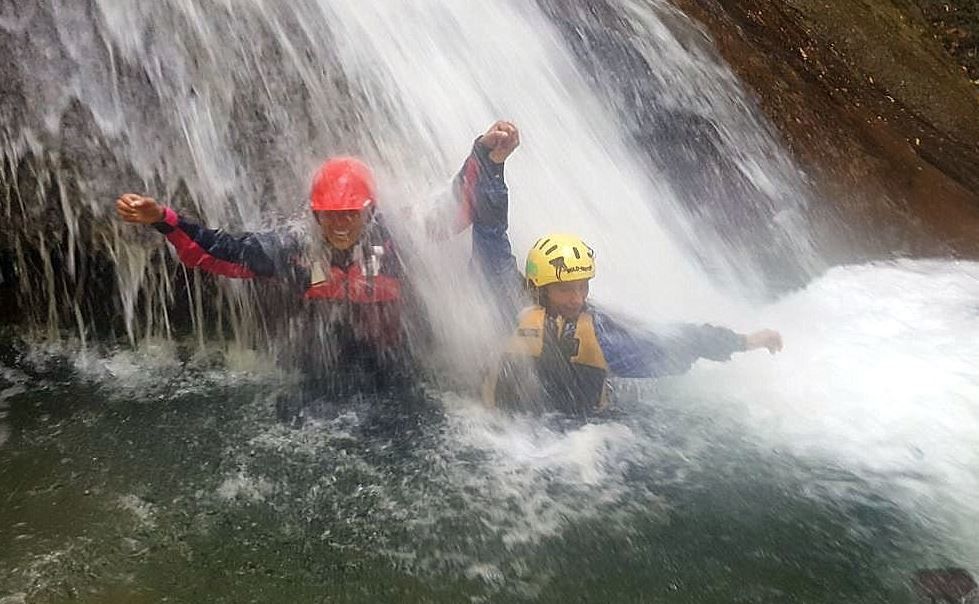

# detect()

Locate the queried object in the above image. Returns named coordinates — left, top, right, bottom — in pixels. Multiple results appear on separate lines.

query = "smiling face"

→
left=316, top=210, right=366, bottom=250
left=542, top=279, right=590, bottom=320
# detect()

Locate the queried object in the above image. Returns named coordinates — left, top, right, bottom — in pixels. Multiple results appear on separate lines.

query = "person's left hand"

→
left=478, top=120, right=520, bottom=164
left=744, top=329, right=783, bottom=354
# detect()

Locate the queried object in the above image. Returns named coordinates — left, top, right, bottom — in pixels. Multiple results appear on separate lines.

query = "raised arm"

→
left=115, top=193, right=290, bottom=278
left=453, top=121, right=526, bottom=316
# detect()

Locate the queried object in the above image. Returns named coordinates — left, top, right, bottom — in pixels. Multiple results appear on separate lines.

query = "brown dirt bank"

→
left=670, top=0, right=979, bottom=261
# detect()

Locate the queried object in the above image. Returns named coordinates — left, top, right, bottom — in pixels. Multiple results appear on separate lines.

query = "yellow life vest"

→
left=484, top=305, right=611, bottom=414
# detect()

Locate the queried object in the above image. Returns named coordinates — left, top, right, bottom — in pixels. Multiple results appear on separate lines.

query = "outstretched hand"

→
left=479, top=120, right=520, bottom=164
left=116, top=193, right=165, bottom=224
left=744, top=329, right=783, bottom=354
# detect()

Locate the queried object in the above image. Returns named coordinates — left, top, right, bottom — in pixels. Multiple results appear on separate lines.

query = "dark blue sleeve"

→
left=152, top=208, right=298, bottom=278
left=593, top=309, right=746, bottom=378
left=456, top=141, right=526, bottom=318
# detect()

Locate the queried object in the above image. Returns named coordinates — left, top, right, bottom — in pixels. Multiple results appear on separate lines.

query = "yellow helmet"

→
left=525, top=234, right=596, bottom=287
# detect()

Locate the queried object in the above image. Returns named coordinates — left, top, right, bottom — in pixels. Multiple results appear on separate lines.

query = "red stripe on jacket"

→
left=453, top=155, right=479, bottom=233
left=161, top=208, right=258, bottom=278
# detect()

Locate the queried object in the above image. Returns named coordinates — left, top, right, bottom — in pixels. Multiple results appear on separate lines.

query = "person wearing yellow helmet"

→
left=482, top=233, right=782, bottom=415
left=449, top=122, right=781, bottom=416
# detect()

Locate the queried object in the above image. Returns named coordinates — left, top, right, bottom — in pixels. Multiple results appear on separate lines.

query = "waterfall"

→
left=0, top=0, right=816, bottom=356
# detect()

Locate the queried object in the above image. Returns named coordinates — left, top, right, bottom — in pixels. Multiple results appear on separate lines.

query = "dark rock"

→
left=669, top=0, right=979, bottom=260
left=913, top=567, right=978, bottom=603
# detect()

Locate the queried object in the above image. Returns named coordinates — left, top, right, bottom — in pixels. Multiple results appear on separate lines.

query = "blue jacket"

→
left=458, top=142, right=745, bottom=378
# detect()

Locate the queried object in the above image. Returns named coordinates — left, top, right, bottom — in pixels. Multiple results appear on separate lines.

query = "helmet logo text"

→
left=549, top=257, right=592, bottom=281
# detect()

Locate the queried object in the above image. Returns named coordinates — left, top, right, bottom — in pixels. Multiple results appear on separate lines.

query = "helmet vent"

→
left=545, top=244, right=558, bottom=255
left=572, top=247, right=581, bottom=259
left=538, top=238, right=551, bottom=251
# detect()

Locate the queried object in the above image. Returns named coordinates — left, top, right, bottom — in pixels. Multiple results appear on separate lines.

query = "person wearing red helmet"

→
left=309, top=156, right=377, bottom=250
left=117, top=155, right=399, bottom=315
left=116, top=124, right=520, bottom=413
left=117, top=156, right=405, bottom=399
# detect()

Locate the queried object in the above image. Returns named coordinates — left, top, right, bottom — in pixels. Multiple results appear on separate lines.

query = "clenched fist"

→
left=478, top=120, right=520, bottom=164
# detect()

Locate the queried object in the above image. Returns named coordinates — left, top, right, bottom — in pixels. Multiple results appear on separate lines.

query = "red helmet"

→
left=309, top=157, right=376, bottom=212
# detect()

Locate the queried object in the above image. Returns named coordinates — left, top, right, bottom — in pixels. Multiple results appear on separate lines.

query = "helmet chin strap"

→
left=530, top=284, right=544, bottom=308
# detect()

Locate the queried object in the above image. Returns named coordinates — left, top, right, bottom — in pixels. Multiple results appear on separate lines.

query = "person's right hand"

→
left=478, top=120, right=520, bottom=164
left=744, top=329, right=783, bottom=354
left=116, top=193, right=165, bottom=224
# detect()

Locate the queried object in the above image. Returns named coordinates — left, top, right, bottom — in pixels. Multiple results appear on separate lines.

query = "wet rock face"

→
left=0, top=0, right=358, bottom=339
left=0, top=250, right=17, bottom=322
left=670, top=0, right=979, bottom=259
left=917, top=0, right=979, bottom=81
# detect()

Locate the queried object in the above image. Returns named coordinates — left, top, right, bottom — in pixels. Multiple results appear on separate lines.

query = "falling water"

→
left=0, top=0, right=814, bottom=348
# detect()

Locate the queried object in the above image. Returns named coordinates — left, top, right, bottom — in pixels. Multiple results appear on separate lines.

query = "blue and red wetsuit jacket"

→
left=457, top=142, right=746, bottom=379
left=152, top=205, right=405, bottom=349
left=149, top=145, right=506, bottom=374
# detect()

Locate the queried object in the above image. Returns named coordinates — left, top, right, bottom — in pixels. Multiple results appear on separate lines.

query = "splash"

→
left=676, top=259, right=979, bottom=569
